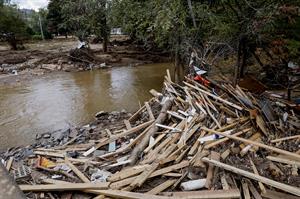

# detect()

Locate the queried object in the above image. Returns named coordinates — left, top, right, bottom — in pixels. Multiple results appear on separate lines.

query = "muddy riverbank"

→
left=0, top=37, right=170, bottom=86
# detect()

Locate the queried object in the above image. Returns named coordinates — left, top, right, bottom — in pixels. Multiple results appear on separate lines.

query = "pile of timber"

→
left=2, top=70, right=300, bottom=199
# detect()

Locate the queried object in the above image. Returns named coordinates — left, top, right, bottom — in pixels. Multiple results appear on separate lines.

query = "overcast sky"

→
left=12, top=0, right=49, bottom=11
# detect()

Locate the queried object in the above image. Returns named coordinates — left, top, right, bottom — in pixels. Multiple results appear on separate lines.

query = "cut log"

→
left=130, top=99, right=173, bottom=164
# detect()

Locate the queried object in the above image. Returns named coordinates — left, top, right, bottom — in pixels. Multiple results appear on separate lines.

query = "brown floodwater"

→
left=0, top=63, right=172, bottom=149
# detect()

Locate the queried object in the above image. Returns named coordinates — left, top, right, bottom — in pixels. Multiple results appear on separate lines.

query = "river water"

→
left=0, top=63, right=172, bottom=149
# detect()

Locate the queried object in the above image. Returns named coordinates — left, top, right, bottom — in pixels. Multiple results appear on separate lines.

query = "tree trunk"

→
left=7, top=34, right=18, bottom=50
left=101, top=0, right=108, bottom=53
left=187, top=0, right=197, bottom=28
left=240, top=38, right=246, bottom=78
left=234, top=37, right=243, bottom=86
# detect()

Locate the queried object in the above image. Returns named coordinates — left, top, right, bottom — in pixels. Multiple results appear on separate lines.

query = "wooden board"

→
left=20, top=183, right=110, bottom=192
left=162, top=189, right=241, bottom=198
left=202, top=157, right=300, bottom=196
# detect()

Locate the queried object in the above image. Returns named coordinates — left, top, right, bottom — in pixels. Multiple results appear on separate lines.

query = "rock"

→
left=111, top=111, right=119, bottom=116
left=43, top=133, right=51, bottom=139
left=90, top=169, right=112, bottom=183
left=41, top=64, right=58, bottom=71
left=95, top=111, right=108, bottom=118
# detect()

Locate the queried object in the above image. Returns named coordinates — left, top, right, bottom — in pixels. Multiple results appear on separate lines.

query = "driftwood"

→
left=130, top=98, right=173, bottom=164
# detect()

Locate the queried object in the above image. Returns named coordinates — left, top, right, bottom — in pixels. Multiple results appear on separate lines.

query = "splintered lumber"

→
left=162, top=189, right=241, bottom=198
left=205, top=151, right=220, bottom=189
left=43, top=179, right=171, bottom=199
left=202, top=127, right=300, bottom=161
left=262, top=189, right=300, bottom=199
left=249, top=158, right=266, bottom=193
left=129, top=163, right=159, bottom=189
left=87, top=190, right=174, bottom=199
left=267, top=156, right=300, bottom=167
left=33, top=151, right=64, bottom=158
left=145, top=102, right=155, bottom=120
left=242, top=180, right=251, bottom=199
left=19, top=183, right=110, bottom=192
left=144, top=134, right=166, bottom=153
left=6, top=156, right=14, bottom=171
left=184, top=82, right=243, bottom=111
left=150, top=161, right=189, bottom=177
left=146, top=179, right=177, bottom=195
left=130, top=99, right=173, bottom=164
left=271, top=134, right=300, bottom=143
left=65, top=157, right=90, bottom=183
left=108, top=165, right=150, bottom=182
left=128, top=104, right=146, bottom=122
left=84, top=120, right=154, bottom=156
left=247, top=181, right=263, bottom=199
left=204, top=128, right=251, bottom=149
left=124, top=120, right=132, bottom=130
left=150, top=89, right=163, bottom=98
left=110, top=161, right=190, bottom=189
left=202, top=157, right=300, bottom=196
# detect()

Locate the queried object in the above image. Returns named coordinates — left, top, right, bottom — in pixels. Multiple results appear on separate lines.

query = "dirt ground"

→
left=0, top=36, right=170, bottom=86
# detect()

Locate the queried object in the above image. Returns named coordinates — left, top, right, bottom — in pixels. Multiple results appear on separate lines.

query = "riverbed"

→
left=0, top=63, right=172, bottom=149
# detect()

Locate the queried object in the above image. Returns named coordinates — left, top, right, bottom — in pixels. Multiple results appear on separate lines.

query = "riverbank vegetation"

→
left=0, top=0, right=299, bottom=87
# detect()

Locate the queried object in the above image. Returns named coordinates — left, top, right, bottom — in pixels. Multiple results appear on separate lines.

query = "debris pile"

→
left=1, top=71, right=300, bottom=199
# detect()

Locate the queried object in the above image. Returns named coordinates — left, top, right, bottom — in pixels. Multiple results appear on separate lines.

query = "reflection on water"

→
left=0, top=63, right=172, bottom=149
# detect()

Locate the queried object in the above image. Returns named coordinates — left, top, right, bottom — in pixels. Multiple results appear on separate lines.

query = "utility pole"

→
left=39, top=14, right=45, bottom=40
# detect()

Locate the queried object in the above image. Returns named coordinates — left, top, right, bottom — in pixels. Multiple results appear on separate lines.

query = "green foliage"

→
left=47, top=0, right=66, bottom=35
left=0, top=3, right=28, bottom=37
left=61, top=0, right=108, bottom=41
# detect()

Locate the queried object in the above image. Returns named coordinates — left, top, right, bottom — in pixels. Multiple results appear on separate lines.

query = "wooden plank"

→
left=5, top=156, right=14, bottom=171
left=34, top=151, right=64, bottom=158
left=108, top=165, right=150, bottom=182
left=184, top=81, right=243, bottom=111
left=204, top=128, right=251, bottom=149
left=248, top=181, right=263, bottom=199
left=65, top=157, right=90, bottom=183
left=84, top=120, right=154, bottom=156
left=267, top=155, right=300, bottom=167
left=144, top=134, right=166, bottom=153
left=42, top=179, right=171, bottom=199
left=162, top=189, right=241, bottom=198
left=249, top=158, right=266, bottom=194
left=110, top=161, right=189, bottom=190
left=262, top=189, right=300, bottom=199
left=242, top=180, right=251, bottom=199
left=271, top=134, right=300, bottom=143
left=145, top=102, right=155, bottom=120
left=89, top=190, right=174, bottom=199
left=202, top=157, right=300, bottom=196
left=129, top=163, right=159, bottom=189
left=205, top=151, right=220, bottom=189
left=150, top=161, right=189, bottom=177
left=20, top=183, right=110, bottom=192
left=202, top=127, right=300, bottom=161
left=124, top=120, right=132, bottom=130
left=146, top=179, right=176, bottom=195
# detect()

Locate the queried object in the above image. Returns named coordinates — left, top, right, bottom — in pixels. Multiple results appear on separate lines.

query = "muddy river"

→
left=0, top=63, right=172, bottom=149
